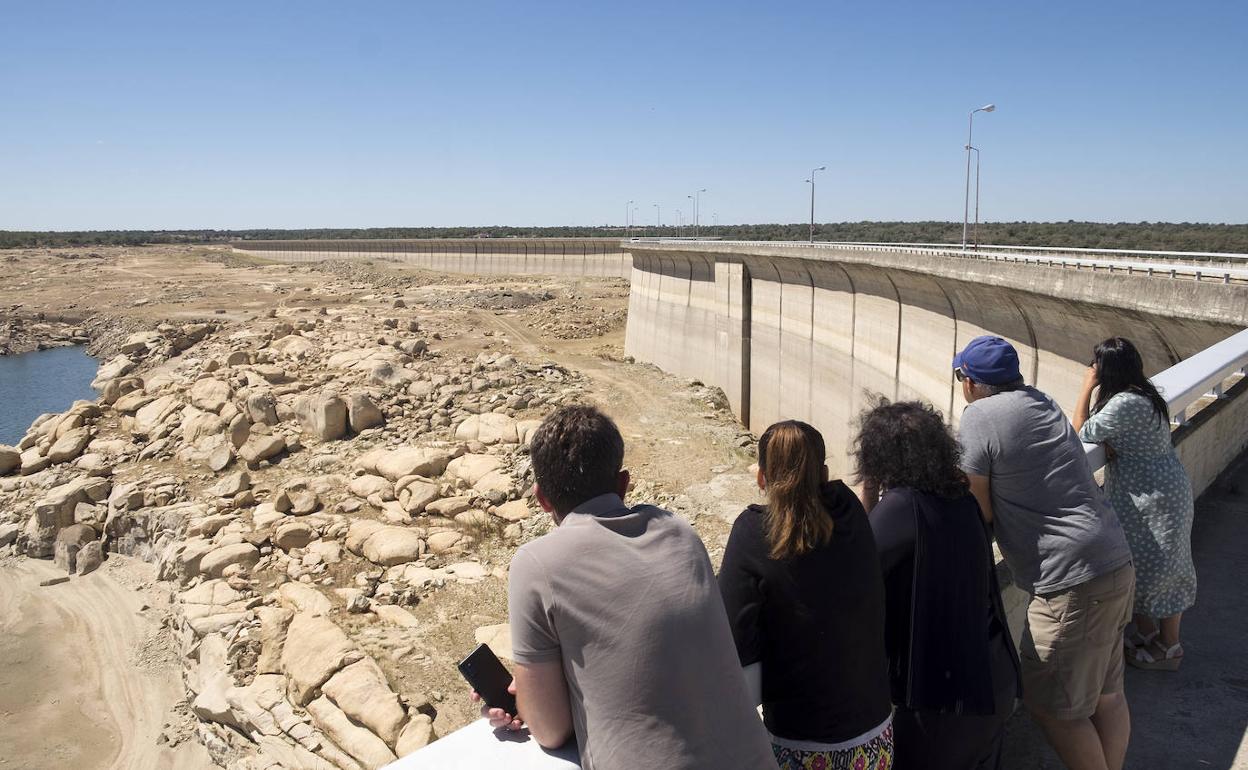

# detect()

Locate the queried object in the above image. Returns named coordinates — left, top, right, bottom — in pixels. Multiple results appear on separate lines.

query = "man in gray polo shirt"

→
left=476, top=404, right=775, bottom=770
left=954, top=336, right=1135, bottom=770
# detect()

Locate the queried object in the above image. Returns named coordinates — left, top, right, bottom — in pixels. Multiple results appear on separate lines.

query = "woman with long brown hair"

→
left=719, top=420, right=894, bottom=770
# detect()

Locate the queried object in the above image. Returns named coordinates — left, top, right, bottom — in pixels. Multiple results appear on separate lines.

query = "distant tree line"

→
left=2, top=222, right=1246, bottom=254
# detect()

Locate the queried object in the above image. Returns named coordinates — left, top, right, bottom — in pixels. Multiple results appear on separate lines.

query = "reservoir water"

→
left=0, top=347, right=99, bottom=446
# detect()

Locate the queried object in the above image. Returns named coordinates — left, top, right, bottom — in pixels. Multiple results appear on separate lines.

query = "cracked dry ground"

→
left=0, top=246, right=762, bottom=770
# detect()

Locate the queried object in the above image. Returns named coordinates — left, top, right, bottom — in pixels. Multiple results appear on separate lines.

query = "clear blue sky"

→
left=2, top=0, right=1245, bottom=229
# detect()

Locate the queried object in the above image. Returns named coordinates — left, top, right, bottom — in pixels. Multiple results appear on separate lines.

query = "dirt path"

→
left=0, top=557, right=214, bottom=770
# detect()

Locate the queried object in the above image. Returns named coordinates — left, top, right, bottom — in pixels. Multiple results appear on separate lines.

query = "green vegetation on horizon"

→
left=2, top=222, right=1247, bottom=254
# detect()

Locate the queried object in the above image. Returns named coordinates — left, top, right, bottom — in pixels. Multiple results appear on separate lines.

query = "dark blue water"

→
left=0, top=347, right=99, bottom=446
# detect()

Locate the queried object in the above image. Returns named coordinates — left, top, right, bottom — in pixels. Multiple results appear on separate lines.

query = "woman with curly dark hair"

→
left=855, top=398, right=1021, bottom=770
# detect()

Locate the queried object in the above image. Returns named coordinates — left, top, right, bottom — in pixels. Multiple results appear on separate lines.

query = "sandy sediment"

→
left=0, top=555, right=214, bottom=770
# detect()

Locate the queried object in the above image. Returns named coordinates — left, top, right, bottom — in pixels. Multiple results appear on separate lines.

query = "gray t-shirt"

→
left=508, top=493, right=775, bottom=770
left=958, top=387, right=1132, bottom=595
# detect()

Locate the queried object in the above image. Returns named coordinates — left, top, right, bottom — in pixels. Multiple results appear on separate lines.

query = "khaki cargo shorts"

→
left=1019, top=563, right=1135, bottom=720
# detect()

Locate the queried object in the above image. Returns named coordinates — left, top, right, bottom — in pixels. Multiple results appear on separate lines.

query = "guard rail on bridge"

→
left=633, top=238, right=1248, bottom=284
left=385, top=329, right=1248, bottom=770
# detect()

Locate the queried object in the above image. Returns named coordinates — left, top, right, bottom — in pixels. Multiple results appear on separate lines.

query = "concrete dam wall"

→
left=232, top=238, right=632, bottom=279
left=624, top=242, right=1246, bottom=480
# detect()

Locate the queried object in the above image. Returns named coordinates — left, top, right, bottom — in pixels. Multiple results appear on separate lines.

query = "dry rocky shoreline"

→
left=0, top=246, right=754, bottom=770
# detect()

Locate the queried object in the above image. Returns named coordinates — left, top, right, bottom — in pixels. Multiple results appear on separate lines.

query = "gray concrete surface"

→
left=624, top=243, right=1244, bottom=481
left=233, top=238, right=632, bottom=278
left=1002, top=450, right=1248, bottom=769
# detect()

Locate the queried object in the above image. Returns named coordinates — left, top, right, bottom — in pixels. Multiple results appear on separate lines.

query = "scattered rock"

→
left=294, top=391, right=348, bottom=442
left=347, top=393, right=385, bottom=433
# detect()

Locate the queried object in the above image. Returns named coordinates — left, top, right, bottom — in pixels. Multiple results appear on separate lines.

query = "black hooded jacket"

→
left=718, top=480, right=893, bottom=743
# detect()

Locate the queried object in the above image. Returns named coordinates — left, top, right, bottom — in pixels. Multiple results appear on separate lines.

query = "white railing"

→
left=630, top=239, right=1248, bottom=284
left=1081, top=327, right=1248, bottom=471
left=816, top=241, right=1248, bottom=263
left=383, top=718, right=579, bottom=769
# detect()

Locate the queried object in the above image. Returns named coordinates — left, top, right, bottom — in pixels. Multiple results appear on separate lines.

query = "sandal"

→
left=1124, top=627, right=1157, bottom=651
left=1127, top=640, right=1183, bottom=671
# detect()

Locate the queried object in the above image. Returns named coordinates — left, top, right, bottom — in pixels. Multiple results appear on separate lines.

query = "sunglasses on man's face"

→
left=954, top=368, right=967, bottom=382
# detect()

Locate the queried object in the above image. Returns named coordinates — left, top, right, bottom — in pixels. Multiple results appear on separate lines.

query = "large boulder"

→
left=445, top=454, right=502, bottom=485
left=245, top=391, right=279, bottom=425
left=273, top=521, right=316, bottom=551
left=133, top=395, right=183, bottom=437
left=294, top=391, right=348, bottom=442
left=373, top=447, right=453, bottom=482
left=346, top=393, right=385, bottom=433
left=19, top=448, right=51, bottom=475
left=277, top=582, right=332, bottom=616
left=189, top=379, right=232, bottom=414
left=361, top=527, right=425, bottom=567
left=76, top=540, right=104, bottom=575
left=455, top=413, right=519, bottom=445
left=396, top=714, right=435, bottom=756
left=47, top=427, right=93, bottom=464
left=0, top=445, right=20, bottom=475
left=199, top=543, right=260, bottom=577
left=182, top=409, right=228, bottom=444
left=306, top=696, right=396, bottom=768
left=396, top=477, right=439, bottom=514
left=23, top=478, right=107, bottom=557
left=348, top=475, right=393, bottom=501
left=322, top=657, right=407, bottom=746
left=281, top=613, right=359, bottom=705
left=239, top=434, right=285, bottom=466
left=100, top=376, right=143, bottom=406
left=53, top=523, right=97, bottom=573
left=91, top=354, right=136, bottom=389
left=493, top=499, right=533, bottom=522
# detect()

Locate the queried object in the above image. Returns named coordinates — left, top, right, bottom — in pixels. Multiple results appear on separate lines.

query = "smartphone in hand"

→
left=458, top=643, right=517, bottom=716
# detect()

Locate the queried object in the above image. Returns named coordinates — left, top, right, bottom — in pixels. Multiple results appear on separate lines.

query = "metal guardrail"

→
left=1082, top=327, right=1248, bottom=470
left=630, top=239, right=1248, bottom=285
left=817, top=242, right=1248, bottom=263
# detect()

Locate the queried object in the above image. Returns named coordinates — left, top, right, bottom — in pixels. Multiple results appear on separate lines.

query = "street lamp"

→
left=962, top=103, right=994, bottom=250
left=625, top=200, right=634, bottom=238
left=675, top=209, right=683, bottom=238
left=713, top=213, right=719, bottom=235
left=967, top=146, right=982, bottom=250
left=653, top=204, right=661, bottom=236
left=691, top=188, right=706, bottom=237
left=806, top=166, right=826, bottom=243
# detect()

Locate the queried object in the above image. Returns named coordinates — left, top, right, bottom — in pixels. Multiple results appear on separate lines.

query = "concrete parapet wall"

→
left=232, top=239, right=632, bottom=279
left=625, top=242, right=1245, bottom=478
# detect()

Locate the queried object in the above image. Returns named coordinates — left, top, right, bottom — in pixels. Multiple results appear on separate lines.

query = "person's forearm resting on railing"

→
left=478, top=661, right=574, bottom=750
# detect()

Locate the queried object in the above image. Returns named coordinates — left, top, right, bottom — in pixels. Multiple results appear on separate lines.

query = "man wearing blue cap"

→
left=954, top=336, right=1135, bottom=770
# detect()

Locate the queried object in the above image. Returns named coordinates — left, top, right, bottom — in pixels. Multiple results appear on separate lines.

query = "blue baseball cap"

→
left=953, top=336, right=1022, bottom=385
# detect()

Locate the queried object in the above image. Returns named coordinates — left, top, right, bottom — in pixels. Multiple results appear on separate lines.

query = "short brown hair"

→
left=758, top=420, right=833, bottom=559
left=530, top=405, right=625, bottom=515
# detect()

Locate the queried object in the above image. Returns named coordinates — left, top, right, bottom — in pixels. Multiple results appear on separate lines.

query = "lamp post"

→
left=676, top=209, right=683, bottom=238
left=713, top=213, right=719, bottom=235
left=625, top=200, right=634, bottom=238
left=806, top=166, right=826, bottom=243
left=653, top=204, right=661, bottom=236
left=962, top=103, right=994, bottom=250
left=967, top=146, right=982, bottom=250
left=693, top=188, right=706, bottom=236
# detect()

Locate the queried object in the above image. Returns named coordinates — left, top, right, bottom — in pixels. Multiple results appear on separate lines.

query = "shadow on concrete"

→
left=1001, top=450, right=1248, bottom=769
